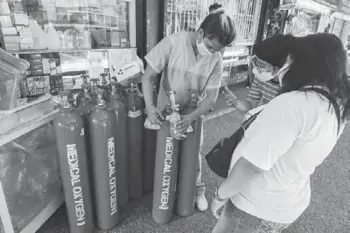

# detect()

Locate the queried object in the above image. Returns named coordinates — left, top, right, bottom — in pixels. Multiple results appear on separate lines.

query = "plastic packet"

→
left=144, top=117, right=161, bottom=130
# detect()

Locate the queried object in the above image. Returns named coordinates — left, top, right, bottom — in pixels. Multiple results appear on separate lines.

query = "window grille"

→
left=164, top=0, right=263, bottom=45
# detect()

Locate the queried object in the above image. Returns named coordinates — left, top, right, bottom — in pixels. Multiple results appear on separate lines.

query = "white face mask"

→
left=197, top=35, right=212, bottom=57
left=252, top=68, right=275, bottom=82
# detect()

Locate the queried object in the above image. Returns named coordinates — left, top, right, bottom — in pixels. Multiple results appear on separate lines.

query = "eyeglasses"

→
left=251, top=55, right=278, bottom=74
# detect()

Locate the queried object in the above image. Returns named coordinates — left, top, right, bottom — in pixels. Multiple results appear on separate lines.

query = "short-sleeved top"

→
left=145, top=32, right=222, bottom=110
left=228, top=90, right=343, bottom=224
left=246, top=78, right=280, bottom=106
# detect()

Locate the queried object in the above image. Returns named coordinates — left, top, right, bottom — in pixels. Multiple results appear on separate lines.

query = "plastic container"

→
left=0, top=48, right=29, bottom=111
left=0, top=94, right=54, bottom=134
left=0, top=123, right=61, bottom=232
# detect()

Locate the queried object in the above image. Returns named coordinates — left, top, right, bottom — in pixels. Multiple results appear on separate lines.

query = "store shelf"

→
left=0, top=109, right=59, bottom=147
left=7, top=47, right=136, bottom=55
left=52, top=23, right=119, bottom=30
left=223, top=58, right=248, bottom=69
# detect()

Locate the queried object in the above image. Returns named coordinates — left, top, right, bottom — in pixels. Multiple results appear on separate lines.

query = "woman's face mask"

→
left=251, top=56, right=278, bottom=82
left=252, top=68, right=276, bottom=82
left=197, top=35, right=213, bottom=57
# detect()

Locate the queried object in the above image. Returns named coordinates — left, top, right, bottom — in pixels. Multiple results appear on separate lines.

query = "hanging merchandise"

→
left=88, top=88, right=119, bottom=230
left=53, top=91, right=94, bottom=233
left=107, top=80, right=129, bottom=207
left=152, top=91, right=180, bottom=224
left=176, top=90, right=201, bottom=217
left=126, top=82, right=144, bottom=200
left=143, top=80, right=159, bottom=193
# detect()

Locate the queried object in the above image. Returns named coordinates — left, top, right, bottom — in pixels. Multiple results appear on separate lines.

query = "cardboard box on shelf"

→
left=17, top=26, right=32, bottom=35
left=0, top=15, right=13, bottom=27
left=0, top=2, right=11, bottom=15
left=11, top=13, right=29, bottom=26
left=0, top=27, right=17, bottom=36
left=7, top=2, right=24, bottom=13
left=3, top=43, right=20, bottom=51
left=2, top=35, right=20, bottom=44
left=20, top=43, right=34, bottom=50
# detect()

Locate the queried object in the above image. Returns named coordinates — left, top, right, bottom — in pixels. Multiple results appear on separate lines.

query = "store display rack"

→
left=7, top=47, right=137, bottom=55
left=0, top=109, right=63, bottom=233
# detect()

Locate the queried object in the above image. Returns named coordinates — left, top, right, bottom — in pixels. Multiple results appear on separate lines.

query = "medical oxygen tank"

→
left=126, top=82, right=144, bottom=199
left=76, top=81, right=94, bottom=120
left=111, top=77, right=127, bottom=101
left=90, top=78, right=99, bottom=105
left=108, top=80, right=129, bottom=207
left=152, top=91, right=180, bottom=224
left=99, top=72, right=110, bottom=101
left=176, top=90, right=201, bottom=217
left=76, top=74, right=90, bottom=107
left=89, top=89, right=119, bottom=230
left=54, top=91, right=94, bottom=233
left=143, top=80, right=159, bottom=193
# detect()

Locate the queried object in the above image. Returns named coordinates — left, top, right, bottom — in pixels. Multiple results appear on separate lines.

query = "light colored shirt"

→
left=145, top=32, right=222, bottom=110
left=229, top=90, right=343, bottom=224
left=246, top=78, right=280, bottom=106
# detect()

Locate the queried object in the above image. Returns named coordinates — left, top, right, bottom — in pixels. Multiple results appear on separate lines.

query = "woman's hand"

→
left=146, top=104, right=164, bottom=125
left=222, top=87, right=238, bottom=107
left=176, top=114, right=196, bottom=135
left=211, top=198, right=226, bottom=219
left=211, top=187, right=229, bottom=219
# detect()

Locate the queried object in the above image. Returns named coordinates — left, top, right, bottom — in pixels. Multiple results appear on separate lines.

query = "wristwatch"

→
left=215, top=187, right=229, bottom=202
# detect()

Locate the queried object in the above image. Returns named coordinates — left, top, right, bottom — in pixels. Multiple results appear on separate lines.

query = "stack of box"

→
left=0, top=1, right=19, bottom=51
left=27, top=54, right=44, bottom=75
left=12, top=10, right=33, bottom=50
left=22, top=54, right=51, bottom=96
left=0, top=1, right=34, bottom=51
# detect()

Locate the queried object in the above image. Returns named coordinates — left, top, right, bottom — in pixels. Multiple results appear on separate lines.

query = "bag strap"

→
left=242, top=111, right=262, bottom=130
left=303, top=87, right=341, bottom=134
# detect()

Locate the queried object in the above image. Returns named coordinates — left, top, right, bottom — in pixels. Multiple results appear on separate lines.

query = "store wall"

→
left=146, top=0, right=164, bottom=53
left=317, top=14, right=330, bottom=32
left=341, top=21, right=350, bottom=48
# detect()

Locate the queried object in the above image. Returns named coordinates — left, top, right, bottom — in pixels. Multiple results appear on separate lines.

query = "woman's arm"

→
left=217, top=157, right=263, bottom=199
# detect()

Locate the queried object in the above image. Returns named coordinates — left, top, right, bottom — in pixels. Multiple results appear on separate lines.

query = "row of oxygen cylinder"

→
left=53, top=76, right=201, bottom=232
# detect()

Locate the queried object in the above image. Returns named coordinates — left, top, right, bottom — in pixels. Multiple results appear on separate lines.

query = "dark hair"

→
left=209, top=3, right=222, bottom=13
left=199, top=9, right=236, bottom=46
left=280, top=33, right=349, bottom=118
left=252, top=34, right=294, bottom=68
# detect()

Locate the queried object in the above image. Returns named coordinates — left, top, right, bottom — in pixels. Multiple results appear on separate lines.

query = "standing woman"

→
left=143, top=9, right=236, bottom=211
left=224, top=34, right=292, bottom=116
left=211, top=33, right=349, bottom=232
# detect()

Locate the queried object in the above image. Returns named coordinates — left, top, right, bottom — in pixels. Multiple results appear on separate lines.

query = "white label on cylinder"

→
left=67, top=144, right=86, bottom=226
left=159, top=137, right=174, bottom=210
left=107, top=137, right=118, bottom=215
left=128, top=110, right=142, bottom=118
